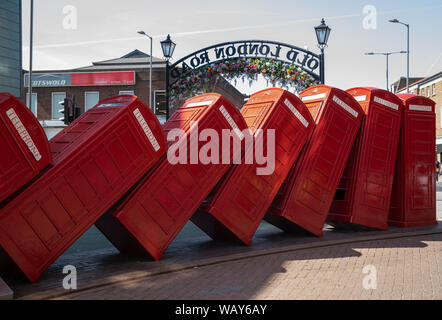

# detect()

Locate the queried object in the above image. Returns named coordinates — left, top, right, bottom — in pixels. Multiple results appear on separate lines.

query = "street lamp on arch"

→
left=161, top=34, right=176, bottom=120
left=161, top=34, right=176, bottom=60
left=315, top=18, right=331, bottom=84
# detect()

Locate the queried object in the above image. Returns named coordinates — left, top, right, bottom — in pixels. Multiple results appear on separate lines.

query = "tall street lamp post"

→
left=137, top=31, right=153, bottom=111
left=161, top=34, right=176, bottom=120
left=364, top=51, right=407, bottom=91
left=314, top=18, right=331, bottom=84
left=29, top=0, right=34, bottom=113
left=389, top=19, right=410, bottom=93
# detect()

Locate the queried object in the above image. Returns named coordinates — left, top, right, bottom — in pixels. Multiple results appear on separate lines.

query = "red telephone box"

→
left=191, top=88, right=314, bottom=245
left=96, top=93, right=248, bottom=260
left=0, top=93, right=52, bottom=204
left=389, top=94, right=437, bottom=227
left=328, top=87, right=402, bottom=230
left=0, top=95, right=166, bottom=282
left=266, top=85, right=363, bottom=236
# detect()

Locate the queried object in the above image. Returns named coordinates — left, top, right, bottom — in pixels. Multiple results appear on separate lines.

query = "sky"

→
left=21, top=0, right=442, bottom=94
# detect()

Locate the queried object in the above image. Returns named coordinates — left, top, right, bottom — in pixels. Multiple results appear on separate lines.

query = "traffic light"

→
left=58, top=97, right=82, bottom=125
left=58, top=98, right=71, bottom=125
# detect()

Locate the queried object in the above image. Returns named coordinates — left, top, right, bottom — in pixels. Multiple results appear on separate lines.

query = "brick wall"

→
left=431, top=81, right=442, bottom=138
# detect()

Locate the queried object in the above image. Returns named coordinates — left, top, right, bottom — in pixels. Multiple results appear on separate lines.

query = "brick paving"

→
left=54, top=233, right=442, bottom=300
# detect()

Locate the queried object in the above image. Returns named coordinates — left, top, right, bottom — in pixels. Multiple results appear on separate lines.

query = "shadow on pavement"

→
left=3, top=220, right=441, bottom=299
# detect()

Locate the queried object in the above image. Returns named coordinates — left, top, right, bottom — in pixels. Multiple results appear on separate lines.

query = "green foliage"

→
left=170, top=57, right=318, bottom=107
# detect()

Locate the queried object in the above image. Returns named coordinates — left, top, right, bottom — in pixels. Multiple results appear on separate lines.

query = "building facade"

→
left=22, top=50, right=246, bottom=129
left=392, top=71, right=442, bottom=160
left=0, top=0, right=22, bottom=98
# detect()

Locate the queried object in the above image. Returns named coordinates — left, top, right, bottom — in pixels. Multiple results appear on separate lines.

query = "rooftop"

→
left=391, top=77, right=425, bottom=92
left=75, top=49, right=167, bottom=71
left=392, top=70, right=442, bottom=93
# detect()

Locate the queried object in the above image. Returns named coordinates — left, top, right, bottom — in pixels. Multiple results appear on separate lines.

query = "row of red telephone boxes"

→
left=0, top=85, right=436, bottom=283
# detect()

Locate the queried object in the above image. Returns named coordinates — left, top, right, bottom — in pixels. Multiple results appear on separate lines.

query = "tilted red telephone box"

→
left=266, top=85, right=363, bottom=236
left=389, top=94, right=437, bottom=227
left=192, top=88, right=314, bottom=245
left=328, top=87, right=402, bottom=230
left=0, top=95, right=166, bottom=282
left=96, top=93, right=248, bottom=260
left=0, top=93, right=52, bottom=205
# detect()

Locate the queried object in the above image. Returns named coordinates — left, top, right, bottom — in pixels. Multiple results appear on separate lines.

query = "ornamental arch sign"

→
left=164, top=40, right=324, bottom=118
left=169, top=40, right=322, bottom=83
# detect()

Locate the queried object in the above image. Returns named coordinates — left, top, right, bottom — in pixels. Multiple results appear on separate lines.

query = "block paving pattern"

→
left=55, top=233, right=442, bottom=300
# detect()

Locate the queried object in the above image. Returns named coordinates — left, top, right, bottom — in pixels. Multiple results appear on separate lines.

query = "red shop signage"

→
left=71, top=71, right=135, bottom=86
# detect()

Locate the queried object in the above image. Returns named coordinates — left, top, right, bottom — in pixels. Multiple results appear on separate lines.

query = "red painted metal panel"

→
left=328, top=87, right=402, bottom=229
left=0, top=95, right=166, bottom=282
left=191, top=88, right=314, bottom=245
left=389, top=94, right=436, bottom=227
left=0, top=93, right=52, bottom=205
left=266, top=85, right=363, bottom=236
left=96, top=93, right=248, bottom=260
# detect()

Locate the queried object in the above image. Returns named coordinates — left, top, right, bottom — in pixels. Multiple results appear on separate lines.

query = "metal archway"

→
left=170, top=40, right=321, bottom=83
left=165, top=40, right=324, bottom=118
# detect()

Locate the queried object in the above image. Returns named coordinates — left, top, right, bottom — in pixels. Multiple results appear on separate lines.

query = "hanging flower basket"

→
left=170, top=57, right=319, bottom=108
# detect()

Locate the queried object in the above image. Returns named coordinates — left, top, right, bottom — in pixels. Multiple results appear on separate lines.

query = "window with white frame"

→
left=432, top=84, right=436, bottom=96
left=85, top=92, right=100, bottom=111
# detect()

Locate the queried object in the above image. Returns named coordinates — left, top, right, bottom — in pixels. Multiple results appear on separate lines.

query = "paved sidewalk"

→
left=3, top=187, right=441, bottom=300
left=55, top=233, right=442, bottom=300
left=6, top=221, right=441, bottom=300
